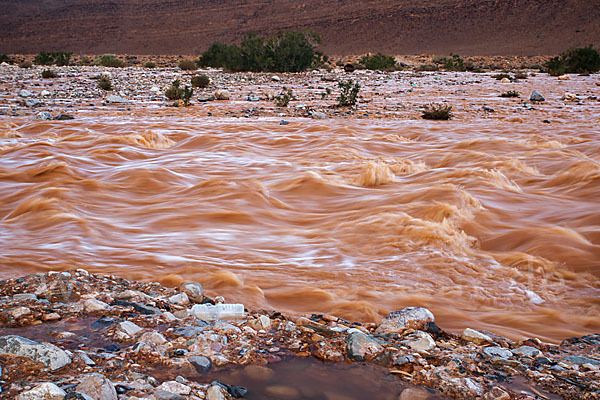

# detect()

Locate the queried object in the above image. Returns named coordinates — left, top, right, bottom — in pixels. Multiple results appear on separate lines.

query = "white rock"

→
left=139, top=331, right=167, bottom=345
left=0, top=335, right=71, bottom=370
left=84, top=298, right=109, bottom=312
left=462, top=328, right=493, bottom=344
left=19, top=89, right=33, bottom=97
left=206, top=384, right=230, bottom=400
left=403, top=331, right=436, bottom=351
left=168, top=292, right=189, bottom=305
left=249, top=315, right=271, bottom=331
left=376, top=307, right=434, bottom=334
left=311, top=111, right=327, bottom=119
left=105, top=94, right=129, bottom=104
left=17, top=382, right=66, bottom=400
left=179, top=282, right=203, bottom=303
left=271, top=75, right=281, bottom=81
left=41, top=90, right=51, bottom=97
left=557, top=74, right=570, bottom=80
left=214, top=90, right=230, bottom=100
left=118, top=321, right=143, bottom=337
left=156, top=381, right=191, bottom=395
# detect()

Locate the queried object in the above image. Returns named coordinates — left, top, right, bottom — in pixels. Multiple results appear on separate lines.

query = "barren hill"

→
left=1, top=0, right=599, bottom=56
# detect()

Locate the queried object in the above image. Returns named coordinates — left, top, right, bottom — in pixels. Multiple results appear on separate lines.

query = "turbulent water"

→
left=1, top=102, right=600, bottom=342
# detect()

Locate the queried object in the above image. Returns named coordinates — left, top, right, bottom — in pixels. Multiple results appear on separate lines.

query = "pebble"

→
left=139, top=331, right=167, bottom=345
left=168, top=292, right=190, bottom=305
left=40, top=90, right=51, bottom=97
left=8, top=306, right=31, bottom=318
left=18, top=89, right=33, bottom=97
left=105, top=94, right=129, bottom=104
left=206, top=383, right=230, bottom=400
left=25, top=99, right=39, bottom=107
left=483, top=386, right=511, bottom=400
left=16, top=382, right=66, bottom=400
left=376, top=307, right=435, bottom=334
left=214, top=90, right=230, bottom=100
left=557, top=74, right=570, bottom=80
left=249, top=315, right=271, bottom=331
left=462, top=328, right=493, bottom=344
left=311, top=111, right=327, bottom=119
left=271, top=75, right=281, bottom=81
left=0, top=335, right=71, bottom=370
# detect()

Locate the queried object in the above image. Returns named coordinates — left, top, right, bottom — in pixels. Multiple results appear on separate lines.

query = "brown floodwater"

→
left=1, top=69, right=599, bottom=343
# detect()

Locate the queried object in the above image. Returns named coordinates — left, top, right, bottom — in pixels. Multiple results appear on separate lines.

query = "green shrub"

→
left=97, top=76, right=112, bottom=91
left=34, top=51, right=71, bottom=66
left=165, top=79, right=184, bottom=100
left=548, top=46, right=600, bottom=75
left=41, top=69, right=57, bottom=78
left=321, top=87, right=332, bottom=99
left=439, top=54, right=465, bottom=71
left=500, top=90, right=519, bottom=98
left=198, top=30, right=324, bottom=73
left=274, top=87, right=295, bottom=107
left=144, top=61, right=156, bottom=68
left=421, top=103, right=453, bottom=120
left=182, top=86, right=193, bottom=106
left=359, top=53, right=396, bottom=70
left=337, top=80, right=360, bottom=107
left=0, top=54, right=12, bottom=64
left=312, top=51, right=329, bottom=69
left=95, top=54, right=125, bottom=68
left=179, top=59, right=197, bottom=71
left=19, top=60, right=32, bottom=69
left=79, top=56, right=92, bottom=66
left=191, top=74, right=210, bottom=88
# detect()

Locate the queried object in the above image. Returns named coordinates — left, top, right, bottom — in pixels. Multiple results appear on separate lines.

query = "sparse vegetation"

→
left=321, top=87, right=332, bottom=99
left=0, top=54, right=12, bottom=64
left=19, top=60, right=32, bottom=69
left=421, top=103, right=453, bottom=120
left=415, top=64, right=439, bottom=72
left=513, top=71, right=528, bottom=80
left=179, top=60, right=197, bottom=71
left=191, top=74, right=210, bottom=88
left=274, top=87, right=295, bottom=107
left=337, top=79, right=360, bottom=107
left=144, top=61, right=156, bottom=69
left=165, top=79, right=184, bottom=100
left=94, top=54, right=125, bottom=68
left=439, top=54, right=465, bottom=71
left=359, top=53, right=397, bottom=71
left=97, top=76, right=112, bottom=91
left=500, top=90, right=520, bottom=98
left=41, top=69, right=57, bottom=79
left=492, top=73, right=512, bottom=81
left=198, top=30, right=324, bottom=73
left=34, top=51, right=71, bottom=66
left=545, top=46, right=600, bottom=75
left=181, top=85, right=193, bottom=106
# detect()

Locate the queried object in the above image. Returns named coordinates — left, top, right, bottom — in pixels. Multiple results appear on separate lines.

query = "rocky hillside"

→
left=1, top=0, right=599, bottom=58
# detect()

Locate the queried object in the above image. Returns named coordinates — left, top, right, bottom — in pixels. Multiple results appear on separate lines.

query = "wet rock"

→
left=206, top=383, right=232, bottom=400
left=265, top=385, right=300, bottom=399
left=179, top=282, right=204, bottom=303
left=402, top=331, right=436, bottom=352
left=311, top=111, right=327, bottom=119
left=346, top=331, right=383, bottom=361
left=76, top=373, right=118, bottom=400
left=483, top=346, right=513, bottom=359
left=19, top=89, right=33, bottom=97
left=214, top=90, right=230, bottom=100
left=16, top=382, right=66, bottom=400
left=376, top=307, right=434, bottom=334
left=0, top=335, right=71, bottom=370
left=118, top=320, right=143, bottom=337
left=105, top=95, right=129, bottom=104
left=563, top=355, right=600, bottom=366
left=168, top=292, right=189, bottom=305
left=462, top=328, right=492, bottom=344
left=483, top=386, right=510, bottom=400
left=512, top=345, right=540, bottom=358
left=189, top=355, right=212, bottom=373
left=84, top=298, right=109, bottom=312
left=156, top=381, right=191, bottom=395
left=34, top=111, right=54, bottom=120
left=530, top=90, right=545, bottom=102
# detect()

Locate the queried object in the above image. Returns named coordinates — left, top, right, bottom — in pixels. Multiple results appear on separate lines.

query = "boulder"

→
left=375, top=307, right=434, bottom=334
left=0, top=335, right=71, bottom=370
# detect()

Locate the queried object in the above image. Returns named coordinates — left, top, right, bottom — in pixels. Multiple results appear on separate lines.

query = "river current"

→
left=1, top=70, right=599, bottom=343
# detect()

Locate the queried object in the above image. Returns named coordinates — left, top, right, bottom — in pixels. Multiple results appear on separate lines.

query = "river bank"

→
left=0, top=270, right=598, bottom=400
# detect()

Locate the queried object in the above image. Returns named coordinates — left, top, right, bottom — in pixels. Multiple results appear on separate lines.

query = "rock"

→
left=398, top=387, right=430, bottom=400
left=197, top=95, right=215, bottom=102
left=179, top=282, right=203, bottom=303
left=168, top=292, right=189, bottom=305
left=0, top=335, right=71, bottom=370
left=271, top=75, right=281, bottom=81
left=139, top=331, right=167, bottom=345
left=34, top=111, right=53, bottom=120
left=55, top=114, right=75, bottom=120
left=105, top=95, right=129, bottom=104
left=346, top=332, right=383, bottom=361
left=173, top=326, right=203, bottom=337
left=9, top=306, right=31, bottom=318
left=118, top=321, right=143, bottom=337
left=247, top=94, right=260, bottom=101
left=43, top=313, right=61, bottom=321
left=483, top=346, right=513, bottom=359
left=189, top=355, right=212, bottom=373
left=402, top=331, right=436, bottom=352
left=563, top=355, right=600, bottom=366
left=16, top=382, right=66, bottom=400
left=84, top=298, right=109, bottom=312
left=249, top=315, right=271, bottom=331
left=376, top=307, right=435, bottom=334
left=206, top=384, right=231, bottom=400
left=344, top=64, right=355, bottom=73
left=153, top=390, right=184, bottom=400
left=156, top=381, right=191, bottom=395
left=214, top=90, right=230, bottom=100
left=265, top=385, right=300, bottom=399
left=512, top=345, right=541, bottom=358
left=562, top=92, right=577, bottom=101
left=530, top=91, right=545, bottom=102
left=150, top=86, right=161, bottom=92
left=462, top=328, right=493, bottom=344
left=41, top=90, right=51, bottom=97
left=448, top=377, right=484, bottom=397
left=311, top=111, right=327, bottom=119
left=25, top=99, right=40, bottom=107
left=484, top=386, right=511, bottom=400
left=500, top=77, right=511, bottom=83
left=243, top=364, right=274, bottom=381
left=19, top=89, right=33, bottom=97
left=557, top=74, right=570, bottom=80
left=76, top=373, right=118, bottom=400
left=13, top=293, right=37, bottom=301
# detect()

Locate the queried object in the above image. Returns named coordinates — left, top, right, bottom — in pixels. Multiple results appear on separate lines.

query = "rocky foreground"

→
left=0, top=270, right=598, bottom=399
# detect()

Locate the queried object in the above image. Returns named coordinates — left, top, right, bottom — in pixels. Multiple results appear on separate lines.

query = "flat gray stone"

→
left=105, top=95, right=129, bottom=104
left=483, top=346, right=513, bottom=359
left=512, top=345, right=541, bottom=358
left=0, top=335, right=71, bottom=370
left=563, top=355, right=600, bottom=366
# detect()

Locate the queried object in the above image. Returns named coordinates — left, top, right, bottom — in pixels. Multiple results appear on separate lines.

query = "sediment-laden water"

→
left=1, top=69, right=599, bottom=343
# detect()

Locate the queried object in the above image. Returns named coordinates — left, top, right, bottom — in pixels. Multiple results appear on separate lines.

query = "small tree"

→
left=545, top=46, right=600, bottom=75
left=337, top=80, right=360, bottom=106
left=266, top=30, right=321, bottom=72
